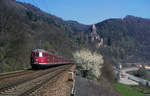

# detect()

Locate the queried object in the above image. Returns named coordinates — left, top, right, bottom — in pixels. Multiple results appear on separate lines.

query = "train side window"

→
left=51, top=56, right=53, bottom=59
left=43, top=53, right=45, bottom=57
left=49, top=55, right=53, bottom=59
left=51, top=56, right=54, bottom=60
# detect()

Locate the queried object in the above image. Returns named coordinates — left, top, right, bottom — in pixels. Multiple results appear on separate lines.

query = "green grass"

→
left=132, top=85, right=150, bottom=94
left=145, top=78, right=150, bottom=81
left=114, top=82, right=147, bottom=96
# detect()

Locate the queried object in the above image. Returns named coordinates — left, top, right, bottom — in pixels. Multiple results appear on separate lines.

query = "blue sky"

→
left=16, top=0, right=150, bottom=24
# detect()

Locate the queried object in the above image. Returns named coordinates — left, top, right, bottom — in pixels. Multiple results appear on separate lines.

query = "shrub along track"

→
left=0, top=65, right=72, bottom=96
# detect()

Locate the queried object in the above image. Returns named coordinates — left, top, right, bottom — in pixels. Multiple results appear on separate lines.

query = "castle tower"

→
left=91, top=24, right=97, bottom=42
left=89, top=24, right=104, bottom=48
left=92, top=24, right=97, bottom=35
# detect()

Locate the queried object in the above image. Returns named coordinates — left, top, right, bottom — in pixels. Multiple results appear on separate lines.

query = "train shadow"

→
left=30, top=64, right=68, bottom=70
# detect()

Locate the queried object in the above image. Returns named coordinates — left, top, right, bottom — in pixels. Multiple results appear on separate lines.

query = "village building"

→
left=117, top=62, right=122, bottom=69
left=144, top=65, right=150, bottom=69
left=136, top=64, right=142, bottom=68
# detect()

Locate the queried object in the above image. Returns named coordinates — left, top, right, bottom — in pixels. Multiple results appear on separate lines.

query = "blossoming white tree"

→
left=73, top=49, right=104, bottom=79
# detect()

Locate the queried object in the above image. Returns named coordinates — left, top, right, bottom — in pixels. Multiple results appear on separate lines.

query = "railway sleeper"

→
left=0, top=65, right=70, bottom=96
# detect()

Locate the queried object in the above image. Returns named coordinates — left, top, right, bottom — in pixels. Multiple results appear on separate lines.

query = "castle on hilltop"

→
left=88, top=24, right=103, bottom=48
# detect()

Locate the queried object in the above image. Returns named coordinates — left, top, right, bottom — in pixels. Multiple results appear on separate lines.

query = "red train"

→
left=31, top=49, right=72, bottom=69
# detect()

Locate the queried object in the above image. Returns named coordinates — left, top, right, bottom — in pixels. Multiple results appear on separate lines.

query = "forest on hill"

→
left=1, top=0, right=150, bottom=73
left=2, top=0, right=150, bottom=95
left=0, top=0, right=89, bottom=72
left=95, top=15, right=150, bottom=64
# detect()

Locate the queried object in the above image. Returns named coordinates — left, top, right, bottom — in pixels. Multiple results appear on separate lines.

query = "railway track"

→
left=0, top=70, right=35, bottom=81
left=0, top=65, right=71, bottom=96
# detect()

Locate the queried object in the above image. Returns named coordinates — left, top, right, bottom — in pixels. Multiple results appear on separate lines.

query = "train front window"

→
left=34, top=53, right=39, bottom=57
left=34, top=52, right=45, bottom=57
